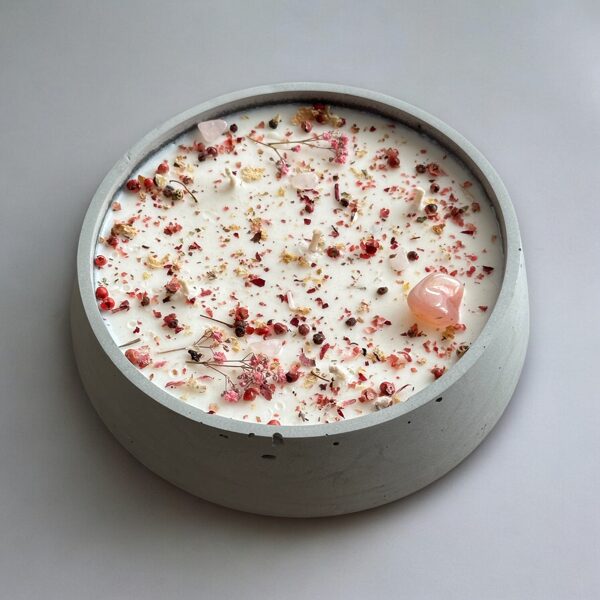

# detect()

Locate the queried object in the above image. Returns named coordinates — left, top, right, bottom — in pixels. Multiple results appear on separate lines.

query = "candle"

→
left=93, top=103, right=502, bottom=425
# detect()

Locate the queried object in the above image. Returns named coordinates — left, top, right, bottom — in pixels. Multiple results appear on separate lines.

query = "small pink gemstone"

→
left=407, top=272, right=464, bottom=327
left=249, top=339, right=283, bottom=357
left=389, top=246, right=409, bottom=273
left=290, top=172, right=319, bottom=190
left=197, top=119, right=228, bottom=143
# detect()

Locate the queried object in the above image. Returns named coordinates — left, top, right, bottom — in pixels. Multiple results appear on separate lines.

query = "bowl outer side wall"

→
left=71, top=257, right=528, bottom=517
left=72, top=84, right=529, bottom=515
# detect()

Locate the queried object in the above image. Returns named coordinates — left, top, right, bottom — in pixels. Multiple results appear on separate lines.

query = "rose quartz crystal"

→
left=407, top=272, right=464, bottom=327
left=290, top=172, right=319, bottom=190
left=197, top=119, right=228, bottom=143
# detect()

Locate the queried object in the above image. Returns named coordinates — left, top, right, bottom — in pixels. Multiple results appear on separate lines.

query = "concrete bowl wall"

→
left=72, top=84, right=529, bottom=517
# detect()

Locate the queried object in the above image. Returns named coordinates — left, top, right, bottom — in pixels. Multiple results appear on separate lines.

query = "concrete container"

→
left=72, top=84, right=529, bottom=517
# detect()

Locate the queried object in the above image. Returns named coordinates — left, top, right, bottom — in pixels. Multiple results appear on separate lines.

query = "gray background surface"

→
left=1, top=1, right=598, bottom=598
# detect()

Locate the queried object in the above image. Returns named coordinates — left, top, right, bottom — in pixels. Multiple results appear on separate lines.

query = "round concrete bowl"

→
left=72, top=83, right=529, bottom=517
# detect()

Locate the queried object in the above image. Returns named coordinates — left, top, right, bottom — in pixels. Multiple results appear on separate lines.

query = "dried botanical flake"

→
left=350, top=167, right=372, bottom=181
left=297, top=256, right=310, bottom=268
left=142, top=272, right=151, bottom=280
left=456, top=344, right=470, bottom=357
left=303, top=372, right=318, bottom=388
left=234, top=266, right=248, bottom=277
left=240, top=167, right=265, bottom=182
left=277, top=187, right=286, bottom=197
left=145, top=254, right=170, bottom=269
left=178, top=279, right=191, bottom=297
left=183, top=375, right=208, bottom=393
left=112, top=222, right=138, bottom=239
left=173, top=155, right=188, bottom=169
left=358, top=301, right=371, bottom=313
left=293, top=306, right=312, bottom=315
left=291, top=107, right=317, bottom=125
left=280, top=250, right=298, bottom=264
left=329, top=363, right=352, bottom=383
left=307, top=230, right=323, bottom=253
left=369, top=348, right=387, bottom=362
left=154, top=174, right=167, bottom=188
left=374, top=397, right=393, bottom=411
left=442, top=325, right=457, bottom=340
left=291, top=105, right=344, bottom=128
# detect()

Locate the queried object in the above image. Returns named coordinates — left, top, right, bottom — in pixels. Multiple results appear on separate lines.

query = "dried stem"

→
left=157, top=331, right=216, bottom=355
left=311, top=369, right=332, bottom=383
left=199, top=314, right=233, bottom=329
left=247, top=136, right=286, bottom=163
left=169, top=179, right=200, bottom=203
left=118, top=337, right=141, bottom=348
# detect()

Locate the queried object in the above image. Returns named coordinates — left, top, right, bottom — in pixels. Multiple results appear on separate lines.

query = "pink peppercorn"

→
left=100, top=297, right=115, bottom=311
left=364, top=240, right=379, bottom=255
left=156, top=161, right=169, bottom=174
left=359, top=388, right=377, bottom=403
left=431, top=367, right=446, bottom=380
left=126, top=179, right=140, bottom=192
left=379, top=382, right=395, bottom=396
left=94, top=255, right=107, bottom=267
left=95, top=286, right=109, bottom=300
left=298, top=323, right=310, bottom=336
left=273, top=322, right=288, bottom=335
left=267, top=419, right=281, bottom=426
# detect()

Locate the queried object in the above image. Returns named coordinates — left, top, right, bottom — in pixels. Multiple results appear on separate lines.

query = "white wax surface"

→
left=94, top=104, right=502, bottom=425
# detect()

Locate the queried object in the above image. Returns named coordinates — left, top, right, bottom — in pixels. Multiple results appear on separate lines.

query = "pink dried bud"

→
left=222, top=389, right=240, bottom=403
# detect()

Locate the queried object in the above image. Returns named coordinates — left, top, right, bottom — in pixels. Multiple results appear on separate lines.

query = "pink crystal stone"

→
left=407, top=272, right=464, bottom=327
left=197, top=119, right=228, bottom=143
left=290, top=172, right=319, bottom=190
left=249, top=339, right=283, bottom=358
